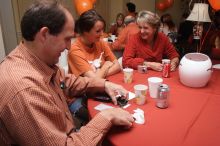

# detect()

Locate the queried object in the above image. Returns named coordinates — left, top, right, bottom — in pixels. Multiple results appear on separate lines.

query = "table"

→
left=88, top=65, right=220, bottom=146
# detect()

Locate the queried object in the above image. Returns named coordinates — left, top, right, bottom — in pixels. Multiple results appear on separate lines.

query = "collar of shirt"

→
left=18, top=42, right=59, bottom=83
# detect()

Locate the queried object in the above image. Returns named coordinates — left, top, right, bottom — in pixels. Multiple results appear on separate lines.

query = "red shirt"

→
left=122, top=32, right=179, bottom=69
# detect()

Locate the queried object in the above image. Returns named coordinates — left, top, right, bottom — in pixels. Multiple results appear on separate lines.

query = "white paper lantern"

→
left=179, top=53, right=212, bottom=87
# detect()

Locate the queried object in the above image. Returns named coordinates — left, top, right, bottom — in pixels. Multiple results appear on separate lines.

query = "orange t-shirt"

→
left=68, top=37, right=116, bottom=77
left=111, top=22, right=139, bottom=50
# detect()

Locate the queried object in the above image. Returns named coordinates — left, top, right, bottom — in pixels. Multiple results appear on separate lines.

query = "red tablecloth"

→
left=88, top=67, right=220, bottom=146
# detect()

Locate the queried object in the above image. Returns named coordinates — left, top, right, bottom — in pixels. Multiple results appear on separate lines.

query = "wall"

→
left=0, top=0, right=18, bottom=55
left=1, top=0, right=184, bottom=55
left=0, top=17, right=5, bottom=62
left=109, top=0, right=124, bottom=26
left=69, top=0, right=111, bottom=31
left=130, top=0, right=155, bottom=12
left=13, top=0, right=111, bottom=33
left=130, top=0, right=183, bottom=27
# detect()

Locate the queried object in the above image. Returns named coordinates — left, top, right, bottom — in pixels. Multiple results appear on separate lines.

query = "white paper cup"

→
left=103, top=38, right=108, bottom=42
left=148, top=77, right=163, bottom=98
left=123, top=68, right=133, bottom=83
left=134, top=84, right=148, bottom=105
left=111, top=35, right=116, bottom=41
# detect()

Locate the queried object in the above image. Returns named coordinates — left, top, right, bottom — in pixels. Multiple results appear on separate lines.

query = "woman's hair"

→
left=136, top=10, right=160, bottom=30
left=21, top=0, right=66, bottom=41
left=116, top=13, right=124, bottom=21
left=75, top=9, right=105, bottom=34
left=160, top=13, right=176, bottom=31
left=116, top=13, right=125, bottom=26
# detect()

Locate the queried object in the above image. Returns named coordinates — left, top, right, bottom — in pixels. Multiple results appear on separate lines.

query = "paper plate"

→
left=212, top=64, right=220, bottom=69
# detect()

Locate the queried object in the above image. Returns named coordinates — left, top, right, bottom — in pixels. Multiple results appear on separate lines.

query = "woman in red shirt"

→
left=122, top=10, right=179, bottom=71
left=109, top=13, right=125, bottom=36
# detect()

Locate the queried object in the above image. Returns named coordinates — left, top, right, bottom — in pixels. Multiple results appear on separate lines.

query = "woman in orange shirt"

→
left=68, top=9, right=121, bottom=78
left=68, top=10, right=122, bottom=125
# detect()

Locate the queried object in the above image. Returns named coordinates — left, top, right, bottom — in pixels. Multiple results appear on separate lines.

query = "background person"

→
left=110, top=15, right=139, bottom=51
left=109, top=13, right=125, bottom=36
left=68, top=9, right=121, bottom=78
left=126, top=2, right=137, bottom=17
left=200, top=10, right=220, bottom=58
left=122, top=10, right=179, bottom=71
left=0, top=1, right=134, bottom=145
left=160, top=13, right=178, bottom=44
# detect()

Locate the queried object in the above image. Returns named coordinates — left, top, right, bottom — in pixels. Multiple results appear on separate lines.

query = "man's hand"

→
left=100, top=108, right=134, bottom=127
left=104, top=81, right=128, bottom=105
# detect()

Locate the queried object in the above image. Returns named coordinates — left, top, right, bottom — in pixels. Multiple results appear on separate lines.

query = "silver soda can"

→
left=156, top=84, right=169, bottom=109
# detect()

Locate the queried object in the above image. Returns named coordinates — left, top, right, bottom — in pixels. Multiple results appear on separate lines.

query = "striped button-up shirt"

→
left=0, top=42, right=111, bottom=146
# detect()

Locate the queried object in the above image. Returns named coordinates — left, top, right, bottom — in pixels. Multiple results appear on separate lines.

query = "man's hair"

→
left=75, top=9, right=105, bottom=34
left=21, top=0, right=66, bottom=41
left=124, top=16, right=135, bottom=25
left=126, top=2, right=136, bottom=13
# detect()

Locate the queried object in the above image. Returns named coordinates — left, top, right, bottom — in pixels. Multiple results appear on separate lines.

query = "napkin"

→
left=213, top=64, right=220, bottom=69
left=132, top=108, right=145, bottom=124
left=94, top=103, right=114, bottom=111
left=128, top=92, right=135, bottom=100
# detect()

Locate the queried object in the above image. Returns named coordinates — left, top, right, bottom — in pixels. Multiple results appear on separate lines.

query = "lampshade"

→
left=186, top=3, right=211, bottom=22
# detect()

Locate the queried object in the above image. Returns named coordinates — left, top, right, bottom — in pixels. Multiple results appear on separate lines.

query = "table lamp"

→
left=186, top=3, right=211, bottom=22
left=186, top=3, right=211, bottom=52
left=179, top=3, right=212, bottom=88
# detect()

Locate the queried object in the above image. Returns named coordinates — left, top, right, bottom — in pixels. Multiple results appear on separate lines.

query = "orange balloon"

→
left=164, top=0, right=174, bottom=8
left=156, top=2, right=166, bottom=11
left=90, top=0, right=96, bottom=4
left=74, top=0, right=93, bottom=15
left=208, top=0, right=220, bottom=11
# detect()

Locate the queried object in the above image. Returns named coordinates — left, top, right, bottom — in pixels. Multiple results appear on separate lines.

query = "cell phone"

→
left=94, top=94, right=128, bottom=107
left=116, top=95, right=128, bottom=107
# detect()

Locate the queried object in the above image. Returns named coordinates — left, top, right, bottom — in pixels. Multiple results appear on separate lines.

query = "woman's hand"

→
left=144, top=61, right=163, bottom=71
left=170, top=57, right=179, bottom=71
